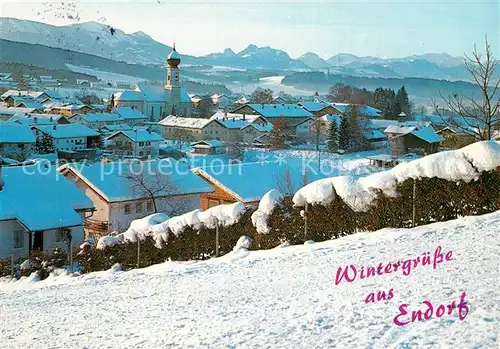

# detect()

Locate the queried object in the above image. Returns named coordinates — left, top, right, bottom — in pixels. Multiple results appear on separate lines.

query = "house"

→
left=59, top=160, right=214, bottom=236
left=0, top=124, right=36, bottom=159
left=47, top=104, right=93, bottom=117
left=331, top=103, right=382, bottom=118
left=112, top=106, right=148, bottom=126
left=231, top=103, right=314, bottom=139
left=210, top=111, right=273, bottom=144
left=366, top=153, right=421, bottom=168
left=362, top=130, right=387, bottom=148
left=70, top=112, right=124, bottom=129
left=39, top=75, right=60, bottom=87
left=113, top=47, right=192, bottom=120
left=192, top=140, right=225, bottom=155
left=194, top=160, right=326, bottom=209
left=105, top=128, right=164, bottom=158
left=0, top=165, right=94, bottom=258
left=158, top=115, right=223, bottom=142
left=32, top=124, right=100, bottom=152
left=76, top=79, right=92, bottom=88
left=389, top=126, right=445, bottom=156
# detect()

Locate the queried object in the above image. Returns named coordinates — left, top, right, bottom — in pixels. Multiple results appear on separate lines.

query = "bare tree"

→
left=124, top=167, right=181, bottom=215
left=273, top=165, right=309, bottom=196
left=225, top=133, right=244, bottom=160
left=171, top=129, right=195, bottom=150
left=434, top=37, right=499, bottom=140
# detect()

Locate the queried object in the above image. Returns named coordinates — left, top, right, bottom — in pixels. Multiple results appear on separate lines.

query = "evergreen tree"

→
left=396, top=86, right=411, bottom=117
left=40, top=133, right=55, bottom=154
left=338, top=115, right=350, bottom=150
left=346, top=105, right=364, bottom=151
left=327, top=120, right=339, bottom=152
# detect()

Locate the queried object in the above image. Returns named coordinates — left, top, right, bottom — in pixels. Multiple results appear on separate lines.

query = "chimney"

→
left=243, top=113, right=246, bottom=120
left=53, top=125, right=57, bottom=130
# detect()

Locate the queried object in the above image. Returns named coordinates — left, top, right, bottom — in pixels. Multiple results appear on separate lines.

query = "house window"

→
left=139, top=142, right=145, bottom=146
left=139, top=151, right=144, bottom=157
left=146, top=201, right=154, bottom=212
left=145, top=141, right=151, bottom=146
left=13, top=230, right=24, bottom=248
left=124, top=204, right=132, bottom=215
left=136, top=203, right=143, bottom=213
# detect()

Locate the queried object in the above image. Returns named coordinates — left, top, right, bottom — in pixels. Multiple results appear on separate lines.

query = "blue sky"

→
left=1, top=0, right=498, bottom=58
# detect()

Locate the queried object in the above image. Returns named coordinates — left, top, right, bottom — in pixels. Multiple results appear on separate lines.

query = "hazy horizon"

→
left=0, top=0, right=498, bottom=59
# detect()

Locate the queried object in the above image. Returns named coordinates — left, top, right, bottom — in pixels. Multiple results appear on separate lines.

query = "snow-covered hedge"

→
left=97, top=202, right=247, bottom=249
left=251, top=190, right=284, bottom=234
left=293, top=141, right=500, bottom=211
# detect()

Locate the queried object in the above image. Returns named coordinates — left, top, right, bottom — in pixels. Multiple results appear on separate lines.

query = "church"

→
left=113, top=46, right=192, bottom=121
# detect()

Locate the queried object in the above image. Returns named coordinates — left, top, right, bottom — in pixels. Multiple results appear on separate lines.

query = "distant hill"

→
left=282, top=72, right=482, bottom=101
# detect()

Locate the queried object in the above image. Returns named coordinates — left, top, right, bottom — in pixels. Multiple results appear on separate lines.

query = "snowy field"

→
left=1, top=212, right=498, bottom=348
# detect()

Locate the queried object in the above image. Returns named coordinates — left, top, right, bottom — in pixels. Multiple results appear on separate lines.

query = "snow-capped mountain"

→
left=297, top=52, right=331, bottom=69
left=0, top=17, right=183, bottom=65
left=0, top=17, right=468, bottom=79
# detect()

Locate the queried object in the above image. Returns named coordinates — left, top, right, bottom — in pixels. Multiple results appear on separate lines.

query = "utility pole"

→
left=412, top=179, right=417, bottom=227
left=215, top=222, right=220, bottom=257
left=137, top=237, right=141, bottom=268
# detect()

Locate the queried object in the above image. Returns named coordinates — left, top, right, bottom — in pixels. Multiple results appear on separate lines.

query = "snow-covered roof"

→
left=408, top=127, right=445, bottom=144
left=7, top=113, right=64, bottom=126
left=0, top=107, right=38, bottom=116
left=16, top=101, right=44, bottom=109
left=367, top=119, right=397, bottom=129
left=298, top=102, right=333, bottom=112
left=0, top=166, right=93, bottom=231
left=76, top=112, right=123, bottom=123
left=34, top=124, right=99, bottom=139
left=192, top=140, right=224, bottom=148
left=61, top=160, right=213, bottom=202
left=245, top=104, right=313, bottom=118
left=49, top=104, right=90, bottom=111
left=321, top=114, right=342, bottom=125
left=363, top=130, right=386, bottom=140
left=384, top=125, right=417, bottom=134
left=136, top=84, right=165, bottom=102
left=106, top=129, right=164, bottom=142
left=113, top=107, right=147, bottom=120
left=195, top=160, right=328, bottom=202
left=210, top=111, right=261, bottom=123
left=0, top=90, right=49, bottom=100
left=158, top=115, right=214, bottom=129
left=0, top=124, right=36, bottom=143
left=114, top=90, right=143, bottom=102
left=330, top=103, right=382, bottom=117
left=100, top=124, right=133, bottom=132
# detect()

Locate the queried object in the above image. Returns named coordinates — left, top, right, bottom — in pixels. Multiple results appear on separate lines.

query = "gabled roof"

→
left=7, top=113, right=67, bottom=126
left=158, top=115, right=214, bottom=129
left=192, top=140, right=224, bottom=148
left=100, top=124, right=133, bottom=132
left=114, top=90, right=143, bottom=102
left=242, top=104, right=314, bottom=118
left=76, top=112, right=123, bottom=123
left=408, top=127, right=445, bottom=144
left=0, top=124, right=36, bottom=143
left=363, top=130, right=386, bottom=140
left=194, top=160, right=328, bottom=202
left=0, top=166, right=93, bottom=231
left=106, top=129, right=164, bottom=142
left=384, top=125, right=417, bottom=135
left=113, top=107, right=147, bottom=120
left=34, top=124, right=99, bottom=138
left=60, top=160, right=214, bottom=202
left=0, top=107, right=39, bottom=115
left=298, top=102, right=338, bottom=113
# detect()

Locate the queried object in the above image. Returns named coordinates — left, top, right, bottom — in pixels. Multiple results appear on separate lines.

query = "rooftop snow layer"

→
left=0, top=124, right=36, bottom=143
left=158, top=115, right=213, bottom=129
left=246, top=104, right=313, bottom=118
left=293, top=141, right=500, bottom=211
left=107, top=129, right=164, bottom=142
left=113, top=107, right=146, bottom=120
left=0, top=166, right=93, bottom=231
left=61, top=159, right=214, bottom=202
left=34, top=124, right=99, bottom=138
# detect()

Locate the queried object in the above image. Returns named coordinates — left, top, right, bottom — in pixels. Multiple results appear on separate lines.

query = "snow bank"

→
left=293, top=141, right=500, bottom=211
left=251, top=190, right=284, bottom=234
left=96, top=202, right=247, bottom=249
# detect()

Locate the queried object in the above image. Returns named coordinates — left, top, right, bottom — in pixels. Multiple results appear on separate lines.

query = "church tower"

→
left=165, top=44, right=181, bottom=115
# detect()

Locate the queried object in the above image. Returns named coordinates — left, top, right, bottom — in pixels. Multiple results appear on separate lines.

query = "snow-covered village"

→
left=0, top=2, right=499, bottom=348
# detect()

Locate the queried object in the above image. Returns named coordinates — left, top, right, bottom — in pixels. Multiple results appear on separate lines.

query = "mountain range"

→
left=0, top=17, right=469, bottom=81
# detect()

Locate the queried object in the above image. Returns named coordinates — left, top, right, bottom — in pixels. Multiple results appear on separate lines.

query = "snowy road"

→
left=1, top=212, right=499, bottom=348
